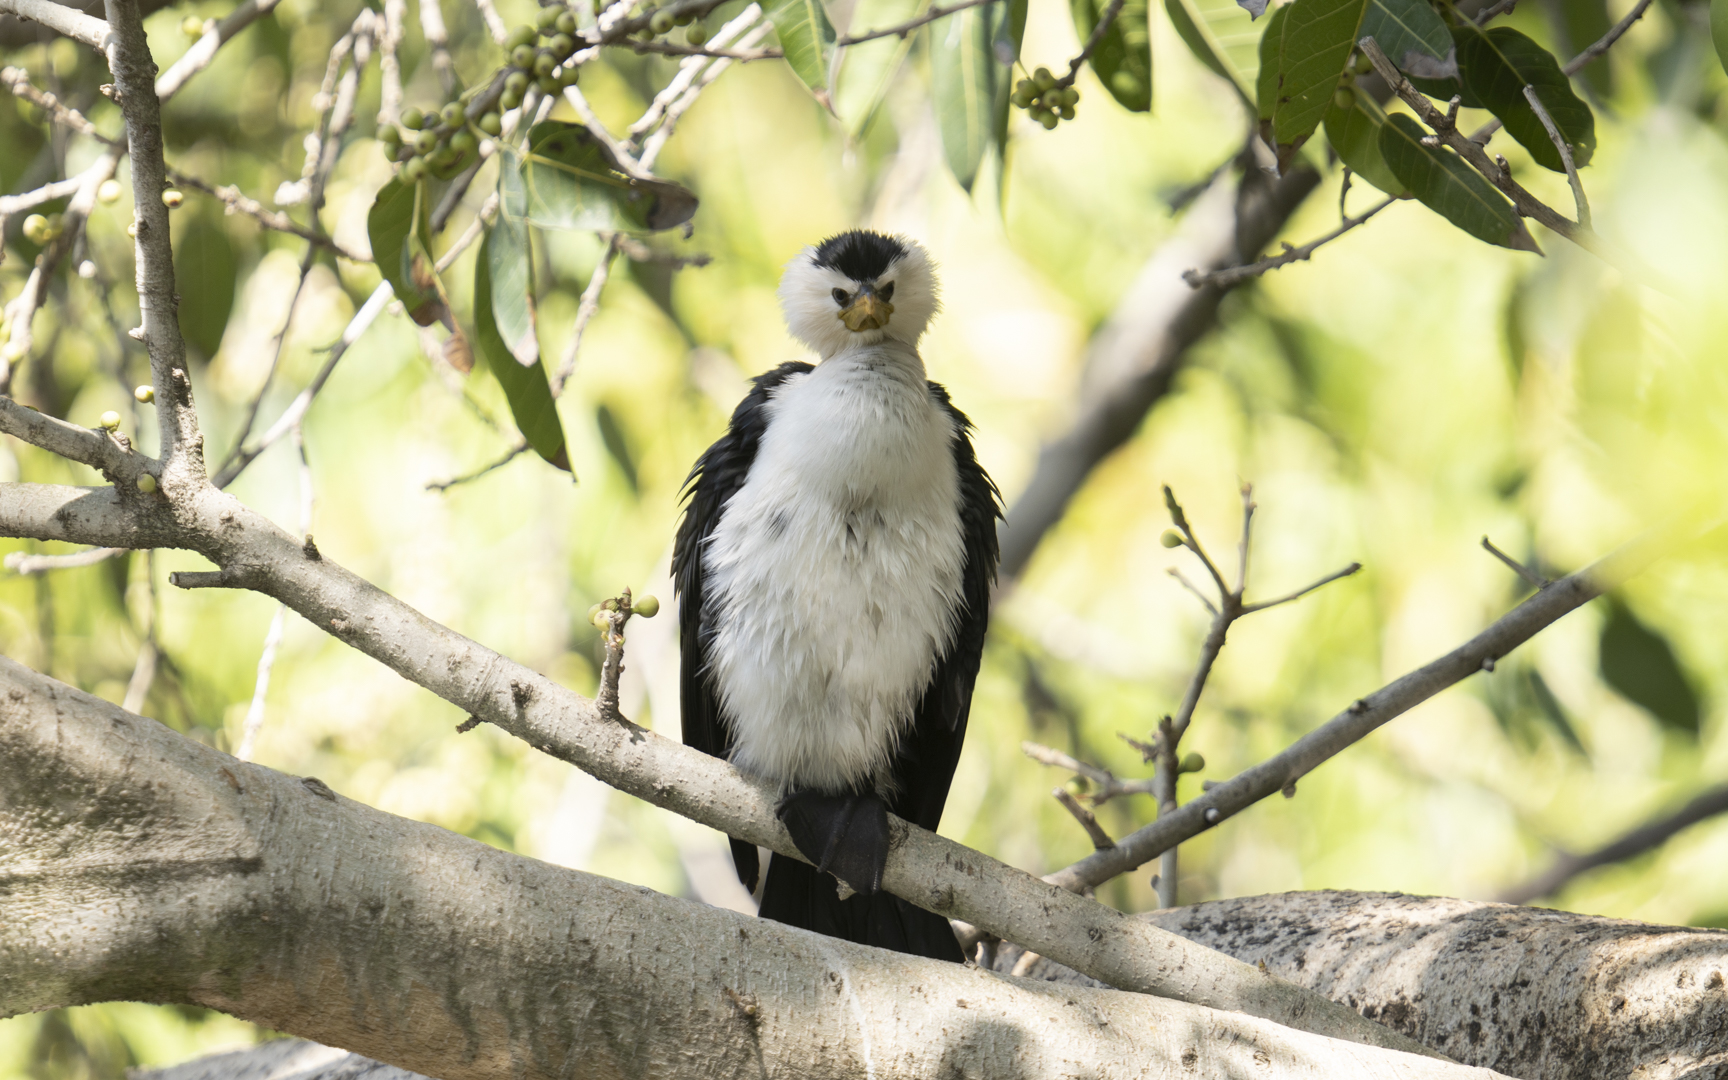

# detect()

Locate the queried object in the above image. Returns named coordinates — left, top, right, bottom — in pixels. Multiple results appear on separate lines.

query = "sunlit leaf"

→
left=509, top=123, right=698, bottom=233
left=596, top=402, right=638, bottom=493
left=1165, top=0, right=1261, bottom=101
left=173, top=213, right=237, bottom=359
left=833, top=0, right=921, bottom=134
left=1455, top=24, right=1595, bottom=173
left=474, top=224, right=569, bottom=471
left=487, top=185, right=539, bottom=368
left=1358, top=0, right=1452, bottom=75
left=1600, top=598, right=1701, bottom=737
left=1073, top=0, right=1152, bottom=111
left=1378, top=113, right=1537, bottom=251
left=1322, top=86, right=1406, bottom=197
left=767, top=0, right=838, bottom=107
left=1257, top=0, right=1367, bottom=170
left=930, top=0, right=1006, bottom=191
left=366, top=178, right=442, bottom=325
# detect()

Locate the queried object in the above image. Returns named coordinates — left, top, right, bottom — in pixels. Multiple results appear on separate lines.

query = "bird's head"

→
left=777, top=231, right=938, bottom=359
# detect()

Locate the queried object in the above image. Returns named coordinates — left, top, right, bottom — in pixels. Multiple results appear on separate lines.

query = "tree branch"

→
left=1046, top=526, right=1677, bottom=893
left=0, top=665, right=1514, bottom=1080
left=1184, top=197, right=1396, bottom=289
left=1498, top=783, right=1728, bottom=905
left=0, top=475, right=1441, bottom=1057
left=0, top=0, right=108, bottom=49
left=152, top=0, right=282, bottom=99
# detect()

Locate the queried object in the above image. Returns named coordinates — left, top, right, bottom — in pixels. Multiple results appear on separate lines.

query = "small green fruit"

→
left=549, top=32, right=576, bottom=57
left=650, top=10, right=673, bottom=33
left=505, top=24, right=539, bottom=51
left=1333, top=86, right=1353, bottom=110
left=586, top=602, right=604, bottom=621
left=534, top=51, right=556, bottom=76
left=592, top=610, right=613, bottom=632
left=674, top=10, right=693, bottom=25
left=181, top=15, right=204, bottom=37
left=1179, top=752, right=1205, bottom=774
left=1037, top=110, right=1057, bottom=130
left=537, top=5, right=561, bottom=29
left=559, top=64, right=580, bottom=86
left=161, top=189, right=183, bottom=208
left=45, top=213, right=63, bottom=238
left=99, top=410, right=121, bottom=430
left=1033, top=66, right=1055, bottom=91
left=22, top=214, right=49, bottom=244
left=1159, top=529, right=1184, bottom=548
left=685, top=22, right=707, bottom=43
left=1061, top=87, right=1078, bottom=106
left=401, top=106, right=426, bottom=130
left=479, top=111, right=503, bottom=136
left=512, top=43, right=536, bottom=67
left=403, top=156, right=428, bottom=180
left=441, top=102, right=465, bottom=127
left=134, top=384, right=154, bottom=403
left=505, top=70, right=530, bottom=95
left=501, top=87, right=523, bottom=110
left=137, top=473, right=157, bottom=494
left=535, top=73, right=557, bottom=94
left=633, top=595, right=660, bottom=618
left=557, top=11, right=578, bottom=33
left=380, top=124, right=402, bottom=146
left=98, top=179, right=123, bottom=204
left=1058, top=104, right=1075, bottom=121
left=414, top=129, right=438, bottom=154
left=450, top=129, right=477, bottom=155
left=1353, top=51, right=1373, bottom=75
left=0, top=342, right=23, bottom=363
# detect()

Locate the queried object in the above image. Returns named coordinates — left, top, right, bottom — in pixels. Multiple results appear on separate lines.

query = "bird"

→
left=673, top=230, right=999, bottom=962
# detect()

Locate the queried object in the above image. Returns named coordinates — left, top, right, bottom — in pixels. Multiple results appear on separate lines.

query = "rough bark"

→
left=995, top=893, right=1728, bottom=1080
left=0, top=657, right=1514, bottom=1080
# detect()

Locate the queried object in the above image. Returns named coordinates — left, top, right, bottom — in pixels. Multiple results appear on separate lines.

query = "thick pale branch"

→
left=0, top=664, right=1511, bottom=1080
left=1047, top=528, right=1674, bottom=893
left=152, top=0, right=282, bottom=99
left=0, top=479, right=1436, bottom=1057
left=0, top=0, right=108, bottom=48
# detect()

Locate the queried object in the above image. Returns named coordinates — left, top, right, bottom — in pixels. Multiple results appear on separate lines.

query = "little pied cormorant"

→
left=674, top=230, right=1000, bottom=962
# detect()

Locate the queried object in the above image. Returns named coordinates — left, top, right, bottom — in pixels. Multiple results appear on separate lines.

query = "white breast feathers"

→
left=702, top=344, right=967, bottom=795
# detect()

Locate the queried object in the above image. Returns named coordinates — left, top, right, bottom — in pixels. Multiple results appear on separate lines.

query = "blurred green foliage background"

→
left=3, top=0, right=1727, bottom=1073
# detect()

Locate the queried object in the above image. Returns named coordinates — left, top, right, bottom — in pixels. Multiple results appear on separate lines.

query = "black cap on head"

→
left=810, top=230, right=907, bottom=283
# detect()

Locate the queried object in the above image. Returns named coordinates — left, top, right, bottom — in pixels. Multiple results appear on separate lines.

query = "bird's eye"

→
left=832, top=288, right=850, bottom=306
left=879, top=281, right=894, bottom=301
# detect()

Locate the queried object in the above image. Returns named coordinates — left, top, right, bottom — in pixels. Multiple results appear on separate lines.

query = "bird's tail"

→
left=755, top=853, right=965, bottom=962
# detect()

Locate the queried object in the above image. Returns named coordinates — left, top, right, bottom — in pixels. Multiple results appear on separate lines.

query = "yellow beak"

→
left=839, top=292, right=894, bottom=332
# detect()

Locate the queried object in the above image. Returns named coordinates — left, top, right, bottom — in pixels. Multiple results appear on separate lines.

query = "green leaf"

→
left=510, top=123, right=698, bottom=233
left=767, top=0, right=838, bottom=106
left=930, top=1, right=1007, bottom=192
left=1600, top=598, right=1701, bottom=737
left=1358, top=0, right=1451, bottom=73
left=173, top=213, right=237, bottom=359
left=1714, top=0, right=1728, bottom=77
left=474, top=224, right=569, bottom=471
left=595, top=402, right=638, bottom=493
left=1322, top=87, right=1406, bottom=197
left=1165, top=0, right=1261, bottom=101
left=1073, top=0, right=1152, bottom=111
left=1378, top=113, right=1538, bottom=251
left=1455, top=25, right=1594, bottom=173
left=832, top=0, right=921, bottom=135
left=1257, top=0, right=1367, bottom=170
left=488, top=179, right=539, bottom=368
left=366, top=178, right=442, bottom=325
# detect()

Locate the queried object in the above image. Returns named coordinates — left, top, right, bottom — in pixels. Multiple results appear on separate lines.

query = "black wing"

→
left=673, top=361, right=814, bottom=892
left=887, top=383, right=1002, bottom=833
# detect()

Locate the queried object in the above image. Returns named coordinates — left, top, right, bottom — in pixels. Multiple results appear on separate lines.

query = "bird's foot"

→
left=777, top=789, right=889, bottom=896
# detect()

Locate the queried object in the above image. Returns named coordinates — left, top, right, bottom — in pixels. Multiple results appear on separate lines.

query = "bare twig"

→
left=1166, top=567, right=1218, bottom=616
left=837, top=0, right=999, bottom=46
left=1240, top=562, right=1364, bottom=614
left=425, top=440, right=529, bottom=492
left=235, top=603, right=286, bottom=761
left=211, top=281, right=394, bottom=488
left=1498, top=783, right=1728, bottom=905
left=3, top=546, right=124, bottom=573
left=1022, top=740, right=1158, bottom=803
left=1183, top=197, right=1396, bottom=289
left=154, top=0, right=284, bottom=100
left=550, top=236, right=621, bottom=398
left=1563, top=0, right=1654, bottom=77
left=1047, top=526, right=1676, bottom=894
left=1481, top=535, right=1549, bottom=589
left=2, top=65, right=114, bottom=142
left=418, top=0, right=457, bottom=93
left=1057, top=0, right=1125, bottom=89
left=1521, top=85, right=1590, bottom=229
left=166, top=170, right=367, bottom=260
left=1472, top=0, right=1514, bottom=24
left=472, top=0, right=507, bottom=42
left=1053, top=787, right=1118, bottom=851
left=377, top=0, right=405, bottom=127
left=434, top=191, right=498, bottom=274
